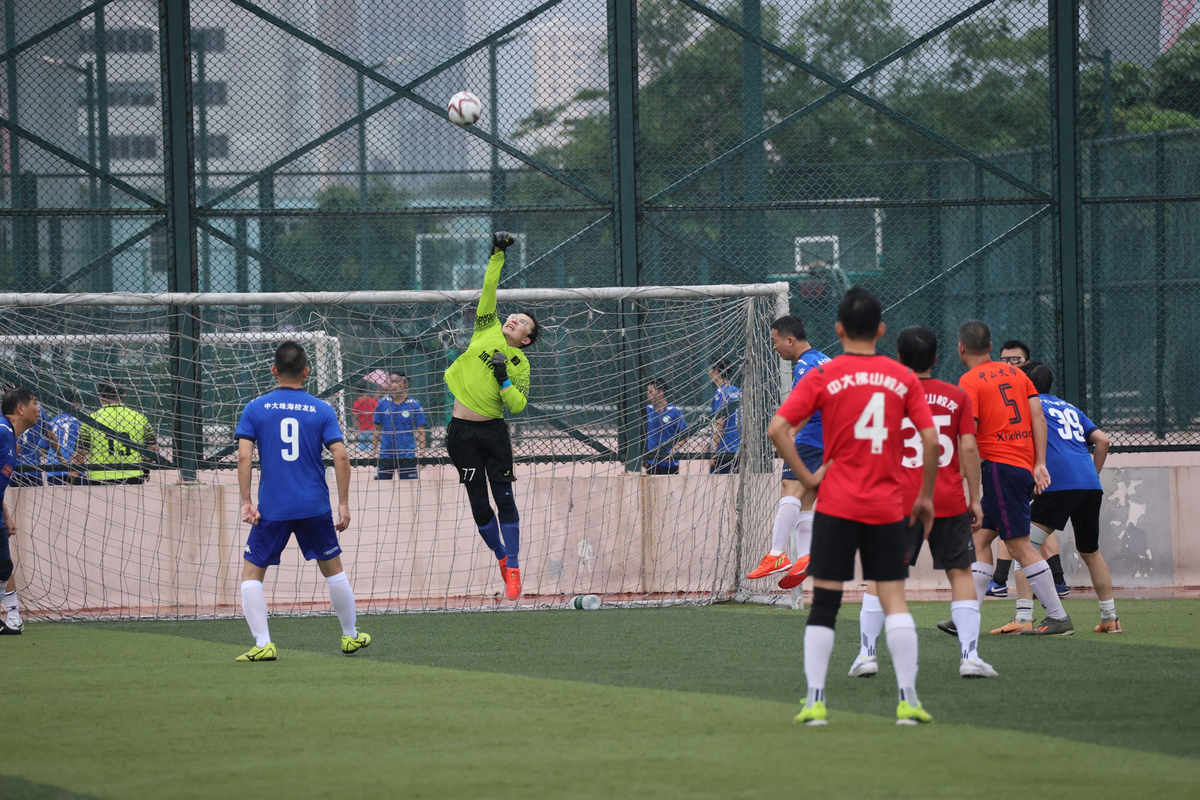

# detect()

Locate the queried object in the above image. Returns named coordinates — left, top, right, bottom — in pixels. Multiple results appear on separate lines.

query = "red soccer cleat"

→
left=498, top=555, right=509, bottom=581
left=777, top=554, right=811, bottom=590
left=746, top=552, right=792, bottom=580
left=505, top=567, right=522, bottom=601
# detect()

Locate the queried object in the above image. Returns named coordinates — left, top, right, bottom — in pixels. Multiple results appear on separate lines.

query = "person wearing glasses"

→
left=999, top=340, right=1030, bottom=366
left=443, top=232, right=539, bottom=602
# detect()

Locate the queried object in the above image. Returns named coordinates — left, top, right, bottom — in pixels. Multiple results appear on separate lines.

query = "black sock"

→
left=1047, top=554, right=1065, bottom=585
left=993, top=558, right=1012, bottom=585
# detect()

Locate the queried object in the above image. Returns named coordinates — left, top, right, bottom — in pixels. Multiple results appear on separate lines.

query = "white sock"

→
left=326, top=571, right=358, bottom=638
left=1099, top=598, right=1117, bottom=621
left=858, top=593, right=885, bottom=658
left=971, top=562, right=994, bottom=603
left=3, top=590, right=17, bottom=613
left=240, top=580, right=271, bottom=647
left=950, top=599, right=981, bottom=660
left=1016, top=598, right=1035, bottom=622
left=770, top=496, right=802, bottom=555
left=1022, top=559, right=1067, bottom=618
left=885, top=613, right=919, bottom=703
left=803, top=624, right=835, bottom=701
left=795, top=510, right=815, bottom=558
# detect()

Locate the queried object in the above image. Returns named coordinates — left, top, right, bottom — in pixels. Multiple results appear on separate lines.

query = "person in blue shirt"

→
left=708, top=359, right=742, bottom=474
left=746, top=316, right=832, bottom=588
left=12, top=413, right=59, bottom=488
left=233, top=340, right=369, bottom=662
left=0, top=387, right=44, bottom=634
left=372, top=373, right=428, bottom=480
left=1014, top=361, right=1121, bottom=633
left=644, top=379, right=688, bottom=475
left=44, top=389, right=82, bottom=486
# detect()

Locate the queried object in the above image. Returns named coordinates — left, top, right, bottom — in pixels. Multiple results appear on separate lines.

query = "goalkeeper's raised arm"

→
left=443, top=231, right=541, bottom=602
left=443, top=231, right=540, bottom=419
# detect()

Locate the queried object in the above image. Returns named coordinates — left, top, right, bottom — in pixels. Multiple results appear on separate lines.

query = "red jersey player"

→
left=849, top=326, right=993, bottom=681
left=768, top=288, right=939, bottom=727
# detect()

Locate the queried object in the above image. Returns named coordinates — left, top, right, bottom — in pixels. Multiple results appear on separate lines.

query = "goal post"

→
left=0, top=283, right=794, bottom=619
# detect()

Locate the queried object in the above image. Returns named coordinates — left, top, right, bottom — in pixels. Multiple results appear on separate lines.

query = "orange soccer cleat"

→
left=746, top=552, right=792, bottom=580
left=498, top=555, right=509, bottom=581
left=991, top=617, right=1033, bottom=635
left=778, top=554, right=811, bottom=590
left=1094, top=618, right=1123, bottom=634
left=505, top=567, right=522, bottom=601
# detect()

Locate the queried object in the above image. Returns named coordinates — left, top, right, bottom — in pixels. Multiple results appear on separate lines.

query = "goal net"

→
left=0, top=283, right=788, bottom=619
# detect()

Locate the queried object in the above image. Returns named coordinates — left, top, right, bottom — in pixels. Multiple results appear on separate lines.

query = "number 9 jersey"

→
left=234, top=387, right=344, bottom=521
left=777, top=354, right=934, bottom=524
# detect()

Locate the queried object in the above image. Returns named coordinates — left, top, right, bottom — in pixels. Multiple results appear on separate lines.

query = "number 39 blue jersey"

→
left=1039, top=394, right=1101, bottom=491
left=235, top=387, right=344, bottom=520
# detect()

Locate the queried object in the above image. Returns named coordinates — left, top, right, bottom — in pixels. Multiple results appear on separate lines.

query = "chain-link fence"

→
left=0, top=0, right=1197, bottom=448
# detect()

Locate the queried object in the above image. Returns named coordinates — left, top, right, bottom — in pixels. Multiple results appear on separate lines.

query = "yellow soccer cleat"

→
left=341, top=631, right=371, bottom=655
left=794, top=701, right=828, bottom=726
left=235, top=642, right=277, bottom=662
left=896, top=700, right=933, bottom=726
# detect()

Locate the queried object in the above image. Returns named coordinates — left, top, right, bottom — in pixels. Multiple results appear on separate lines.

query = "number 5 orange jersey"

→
left=958, top=361, right=1037, bottom=472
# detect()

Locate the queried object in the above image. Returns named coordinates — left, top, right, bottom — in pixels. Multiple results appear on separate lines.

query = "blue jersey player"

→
left=0, top=388, right=43, bottom=634
left=233, top=341, right=369, bottom=661
left=372, top=372, right=428, bottom=480
left=708, top=360, right=742, bottom=474
left=644, top=379, right=688, bottom=475
left=1017, top=362, right=1121, bottom=633
left=43, top=390, right=82, bottom=486
left=746, top=316, right=831, bottom=589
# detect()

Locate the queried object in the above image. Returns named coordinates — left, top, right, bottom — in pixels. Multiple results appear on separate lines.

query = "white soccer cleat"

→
left=959, top=657, right=998, bottom=678
left=848, top=654, right=879, bottom=677
left=2, top=612, right=22, bottom=634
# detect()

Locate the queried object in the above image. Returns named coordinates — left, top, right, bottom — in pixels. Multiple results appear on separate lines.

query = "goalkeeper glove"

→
left=490, top=351, right=510, bottom=385
left=492, top=231, right=516, bottom=253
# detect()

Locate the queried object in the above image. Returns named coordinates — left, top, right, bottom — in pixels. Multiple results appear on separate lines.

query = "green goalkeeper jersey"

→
left=444, top=250, right=530, bottom=418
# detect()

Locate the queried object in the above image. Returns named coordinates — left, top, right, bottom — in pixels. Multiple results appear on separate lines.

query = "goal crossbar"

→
left=0, top=283, right=789, bottom=308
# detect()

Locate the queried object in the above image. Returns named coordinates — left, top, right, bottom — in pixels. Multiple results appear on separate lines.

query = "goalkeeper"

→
left=444, top=232, right=539, bottom=601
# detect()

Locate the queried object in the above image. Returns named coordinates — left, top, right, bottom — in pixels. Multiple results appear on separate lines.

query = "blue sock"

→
left=499, top=522, right=519, bottom=569
left=477, top=517, right=506, bottom=560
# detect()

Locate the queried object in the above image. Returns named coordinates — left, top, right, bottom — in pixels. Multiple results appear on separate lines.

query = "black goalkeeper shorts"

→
left=446, top=417, right=515, bottom=485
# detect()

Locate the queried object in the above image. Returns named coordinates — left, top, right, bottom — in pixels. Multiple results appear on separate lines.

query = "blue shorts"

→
left=782, top=444, right=824, bottom=481
left=244, top=514, right=341, bottom=568
left=981, top=461, right=1035, bottom=540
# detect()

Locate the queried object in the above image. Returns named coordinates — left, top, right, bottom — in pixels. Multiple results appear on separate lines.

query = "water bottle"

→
left=570, top=594, right=601, bottom=610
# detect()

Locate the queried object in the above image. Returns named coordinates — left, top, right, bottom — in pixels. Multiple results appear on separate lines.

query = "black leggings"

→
left=465, top=479, right=519, bottom=527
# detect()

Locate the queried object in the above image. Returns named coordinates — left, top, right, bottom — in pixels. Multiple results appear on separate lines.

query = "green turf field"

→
left=4, top=599, right=1199, bottom=799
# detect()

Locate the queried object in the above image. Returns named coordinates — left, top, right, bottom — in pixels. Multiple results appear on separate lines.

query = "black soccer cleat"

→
left=492, top=231, right=516, bottom=252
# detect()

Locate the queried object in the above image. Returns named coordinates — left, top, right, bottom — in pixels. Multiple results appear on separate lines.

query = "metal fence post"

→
left=160, top=0, right=201, bottom=482
left=610, top=0, right=641, bottom=471
left=741, top=0, right=765, bottom=273
left=96, top=5, right=112, bottom=292
left=925, top=161, right=943, bottom=334
left=1050, top=0, right=1084, bottom=408
left=1155, top=134, right=1167, bottom=437
left=258, top=175, right=275, bottom=292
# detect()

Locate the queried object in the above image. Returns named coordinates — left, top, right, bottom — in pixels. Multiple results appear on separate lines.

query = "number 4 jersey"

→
left=1039, top=394, right=1101, bottom=491
left=900, top=378, right=976, bottom=517
left=777, top=353, right=934, bottom=524
left=235, top=387, right=344, bottom=521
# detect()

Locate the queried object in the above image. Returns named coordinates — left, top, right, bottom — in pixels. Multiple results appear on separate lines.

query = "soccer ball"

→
left=447, top=91, right=483, bottom=127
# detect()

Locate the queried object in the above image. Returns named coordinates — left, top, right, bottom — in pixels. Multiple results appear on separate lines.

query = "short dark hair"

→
left=647, top=378, right=669, bottom=395
left=2, top=387, right=35, bottom=416
left=97, top=381, right=122, bottom=401
left=61, top=388, right=80, bottom=407
left=836, top=287, right=883, bottom=341
left=520, top=310, right=540, bottom=348
left=896, top=325, right=938, bottom=373
left=1021, top=361, right=1054, bottom=394
left=770, top=315, right=807, bottom=341
left=1001, top=339, right=1031, bottom=360
left=710, top=359, right=732, bottom=379
left=958, top=320, right=992, bottom=355
left=274, top=340, right=308, bottom=377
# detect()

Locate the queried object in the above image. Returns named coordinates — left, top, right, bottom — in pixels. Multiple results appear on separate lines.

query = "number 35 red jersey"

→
left=777, top=354, right=934, bottom=524
left=899, top=378, right=975, bottom=516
